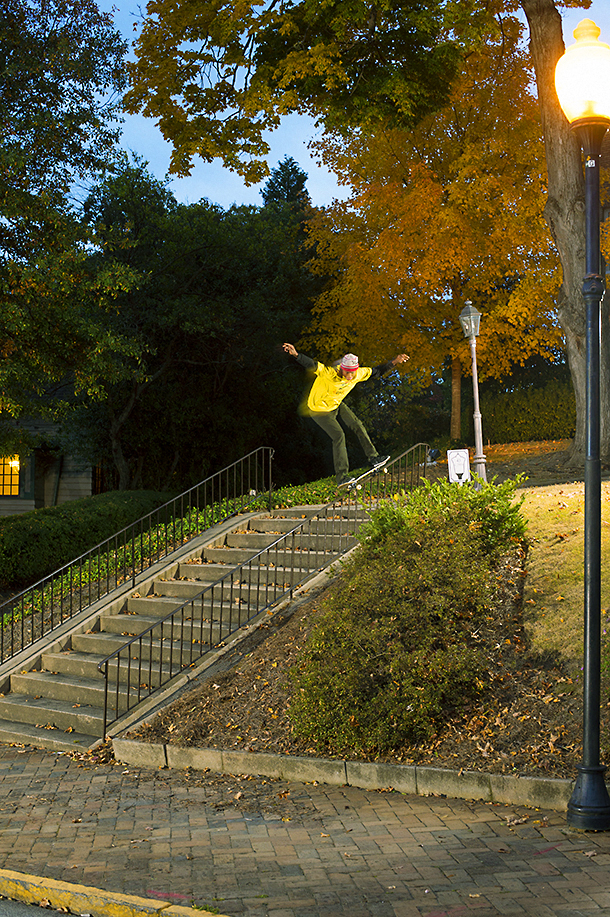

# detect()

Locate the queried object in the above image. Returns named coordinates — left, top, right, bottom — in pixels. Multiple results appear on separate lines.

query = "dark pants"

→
left=310, top=403, right=378, bottom=482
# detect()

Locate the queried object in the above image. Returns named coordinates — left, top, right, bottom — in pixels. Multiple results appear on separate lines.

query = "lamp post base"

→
left=567, top=765, right=610, bottom=830
left=472, top=452, right=487, bottom=483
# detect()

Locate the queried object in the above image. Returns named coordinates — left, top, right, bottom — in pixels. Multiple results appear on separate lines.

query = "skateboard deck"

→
left=339, top=457, right=389, bottom=491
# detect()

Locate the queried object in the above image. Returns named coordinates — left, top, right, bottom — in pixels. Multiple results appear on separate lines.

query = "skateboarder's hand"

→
left=392, top=354, right=409, bottom=365
left=283, top=342, right=298, bottom=357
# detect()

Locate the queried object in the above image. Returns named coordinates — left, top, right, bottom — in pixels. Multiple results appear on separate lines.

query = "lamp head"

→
left=459, top=301, right=481, bottom=339
left=555, top=19, right=610, bottom=129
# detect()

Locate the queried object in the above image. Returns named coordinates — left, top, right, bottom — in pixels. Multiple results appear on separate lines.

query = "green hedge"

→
left=0, top=490, right=172, bottom=591
left=480, top=380, right=575, bottom=444
left=289, top=478, right=527, bottom=755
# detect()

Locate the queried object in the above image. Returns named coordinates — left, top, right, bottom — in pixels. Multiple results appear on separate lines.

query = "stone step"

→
left=246, top=518, right=312, bottom=534
left=264, top=505, right=369, bottom=520
left=225, top=527, right=358, bottom=548
left=10, top=669, right=176, bottom=723
left=251, top=516, right=368, bottom=534
left=150, top=579, right=256, bottom=603
left=245, top=518, right=365, bottom=547
left=126, top=594, right=249, bottom=616
left=10, top=670, right=122, bottom=709
left=99, top=611, right=225, bottom=643
left=265, top=505, right=322, bottom=516
left=224, top=532, right=281, bottom=550
left=0, top=716, right=97, bottom=751
left=201, top=546, right=335, bottom=569
left=175, top=562, right=312, bottom=586
left=72, top=631, right=206, bottom=665
left=173, top=562, right=238, bottom=582
left=127, top=594, right=195, bottom=614
left=238, top=531, right=358, bottom=554
left=0, top=692, right=103, bottom=735
left=42, top=650, right=177, bottom=687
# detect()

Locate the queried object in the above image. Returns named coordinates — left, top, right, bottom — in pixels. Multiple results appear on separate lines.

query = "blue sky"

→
left=98, top=0, right=610, bottom=210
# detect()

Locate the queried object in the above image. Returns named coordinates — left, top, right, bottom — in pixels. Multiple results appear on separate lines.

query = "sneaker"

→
left=338, top=475, right=356, bottom=486
left=370, top=454, right=389, bottom=468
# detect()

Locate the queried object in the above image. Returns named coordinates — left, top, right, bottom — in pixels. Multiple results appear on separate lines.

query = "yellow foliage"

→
left=303, top=14, right=562, bottom=381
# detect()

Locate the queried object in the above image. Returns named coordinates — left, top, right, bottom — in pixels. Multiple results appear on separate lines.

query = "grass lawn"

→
left=520, top=481, right=610, bottom=673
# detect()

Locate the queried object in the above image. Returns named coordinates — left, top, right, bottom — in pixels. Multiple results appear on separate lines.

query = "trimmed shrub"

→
left=361, top=476, right=527, bottom=559
left=480, top=379, right=575, bottom=444
left=289, top=478, right=527, bottom=755
left=0, top=490, right=172, bottom=590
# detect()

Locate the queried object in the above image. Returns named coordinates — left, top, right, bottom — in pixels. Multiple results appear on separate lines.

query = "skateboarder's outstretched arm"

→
left=283, top=343, right=317, bottom=371
left=370, top=353, right=409, bottom=377
left=283, top=343, right=409, bottom=374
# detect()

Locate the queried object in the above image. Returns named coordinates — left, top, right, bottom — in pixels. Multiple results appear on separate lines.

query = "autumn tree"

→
left=125, top=0, right=605, bottom=462
left=303, top=14, right=562, bottom=438
left=124, top=0, right=474, bottom=182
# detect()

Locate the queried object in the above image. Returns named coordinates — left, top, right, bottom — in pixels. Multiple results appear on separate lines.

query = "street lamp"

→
left=555, top=19, right=610, bottom=831
left=459, top=302, right=487, bottom=484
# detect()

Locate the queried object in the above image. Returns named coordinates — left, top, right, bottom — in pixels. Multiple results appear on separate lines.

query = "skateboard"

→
left=339, top=457, right=389, bottom=492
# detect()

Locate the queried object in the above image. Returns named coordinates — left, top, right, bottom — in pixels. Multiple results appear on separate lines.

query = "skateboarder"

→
left=282, top=343, right=409, bottom=485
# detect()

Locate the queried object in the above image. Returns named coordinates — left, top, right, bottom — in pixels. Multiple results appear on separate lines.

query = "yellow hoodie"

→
left=304, top=362, right=373, bottom=413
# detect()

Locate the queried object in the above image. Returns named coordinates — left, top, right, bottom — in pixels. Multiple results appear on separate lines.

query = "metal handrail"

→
left=0, top=447, right=274, bottom=665
left=98, top=443, right=430, bottom=737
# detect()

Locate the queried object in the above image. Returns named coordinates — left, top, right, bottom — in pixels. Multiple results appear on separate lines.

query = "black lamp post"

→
left=555, top=19, right=610, bottom=831
left=459, top=302, right=487, bottom=484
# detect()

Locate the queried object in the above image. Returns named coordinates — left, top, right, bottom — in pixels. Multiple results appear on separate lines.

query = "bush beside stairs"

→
left=0, top=504, right=369, bottom=752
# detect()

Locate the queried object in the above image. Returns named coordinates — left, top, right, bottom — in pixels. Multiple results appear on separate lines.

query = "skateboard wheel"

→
left=383, top=467, right=388, bottom=474
left=356, top=483, right=362, bottom=490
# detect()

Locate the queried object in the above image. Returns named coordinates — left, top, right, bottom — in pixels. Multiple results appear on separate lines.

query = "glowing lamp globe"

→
left=555, top=19, right=610, bottom=127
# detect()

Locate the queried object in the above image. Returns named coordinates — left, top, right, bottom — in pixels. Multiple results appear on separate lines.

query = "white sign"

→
left=447, top=449, right=471, bottom=485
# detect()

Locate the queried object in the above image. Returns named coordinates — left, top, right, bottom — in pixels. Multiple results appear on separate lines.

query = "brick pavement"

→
left=0, top=746, right=609, bottom=917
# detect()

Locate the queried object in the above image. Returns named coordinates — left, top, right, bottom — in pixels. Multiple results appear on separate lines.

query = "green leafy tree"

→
left=0, top=204, right=140, bottom=450
left=0, top=0, right=127, bottom=258
left=124, top=0, right=474, bottom=182
left=0, top=0, right=134, bottom=453
left=261, top=157, right=311, bottom=210
left=70, top=159, right=324, bottom=490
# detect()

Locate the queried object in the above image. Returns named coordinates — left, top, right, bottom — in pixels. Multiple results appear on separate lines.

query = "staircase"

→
left=0, top=503, right=368, bottom=752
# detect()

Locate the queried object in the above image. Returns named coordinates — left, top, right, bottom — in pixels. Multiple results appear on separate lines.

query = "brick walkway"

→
left=1, top=746, right=610, bottom=917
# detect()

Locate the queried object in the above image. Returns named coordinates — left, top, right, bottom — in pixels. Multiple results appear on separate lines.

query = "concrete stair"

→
left=0, top=503, right=368, bottom=752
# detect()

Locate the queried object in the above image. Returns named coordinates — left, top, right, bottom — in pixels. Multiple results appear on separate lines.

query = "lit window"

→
left=0, top=457, right=20, bottom=496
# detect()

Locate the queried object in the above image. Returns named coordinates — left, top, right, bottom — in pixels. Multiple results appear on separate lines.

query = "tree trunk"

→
left=108, top=343, right=178, bottom=490
left=110, top=381, right=139, bottom=491
left=521, top=0, right=610, bottom=464
left=450, top=354, right=462, bottom=441
left=110, top=425, right=131, bottom=491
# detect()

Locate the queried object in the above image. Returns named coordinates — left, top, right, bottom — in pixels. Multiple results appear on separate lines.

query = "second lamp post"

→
left=459, top=302, right=487, bottom=484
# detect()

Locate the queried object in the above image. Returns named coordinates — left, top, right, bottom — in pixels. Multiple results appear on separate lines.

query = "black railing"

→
left=0, top=447, right=274, bottom=665
left=98, top=443, right=430, bottom=736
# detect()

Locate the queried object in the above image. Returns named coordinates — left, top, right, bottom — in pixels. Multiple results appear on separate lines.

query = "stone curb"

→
left=0, top=868, right=231, bottom=917
left=112, top=737, right=574, bottom=812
